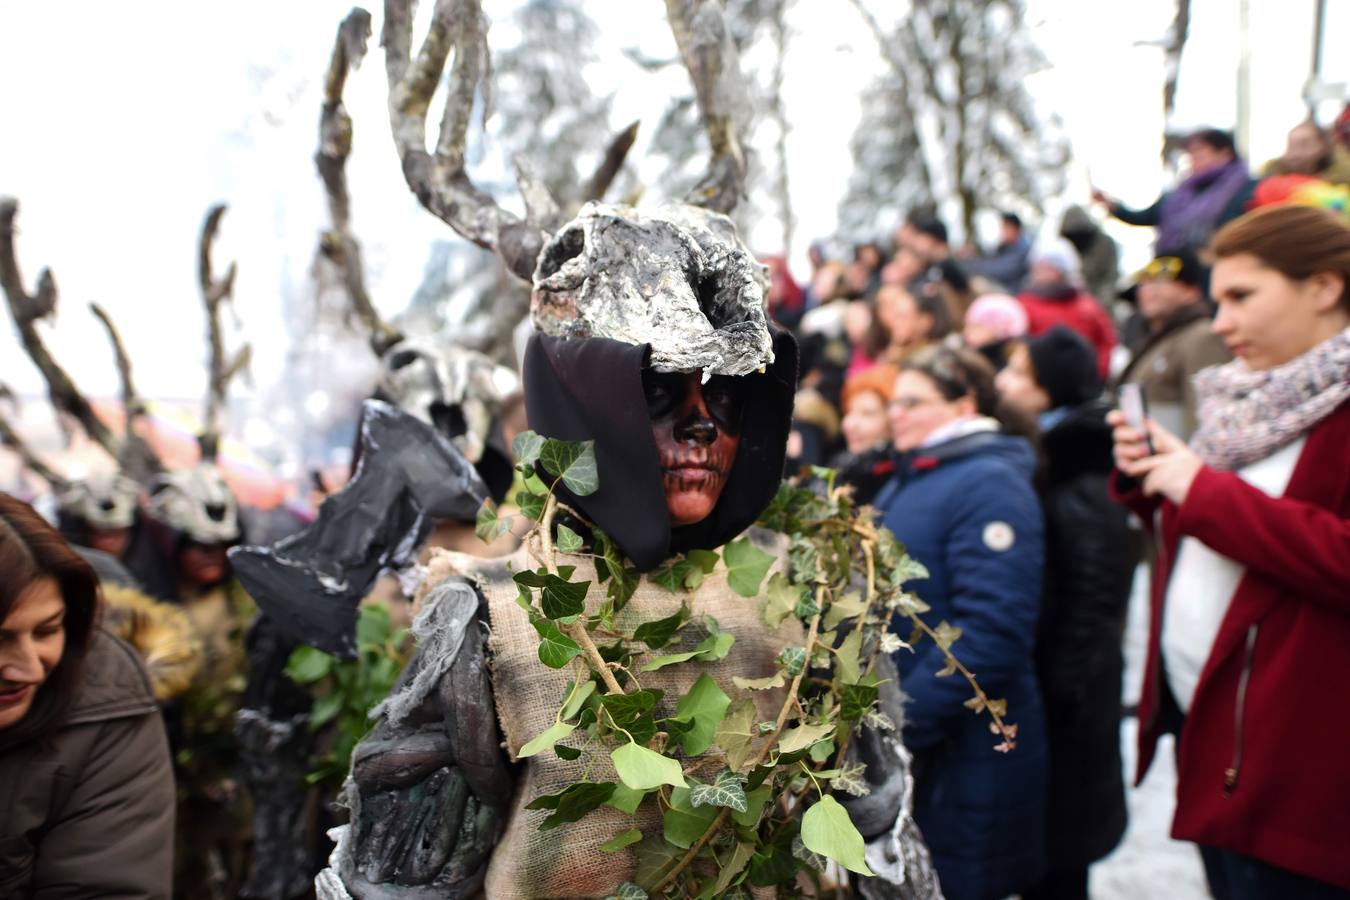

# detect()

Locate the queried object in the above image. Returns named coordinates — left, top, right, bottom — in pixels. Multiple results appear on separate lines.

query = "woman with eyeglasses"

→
left=1111, top=204, right=1350, bottom=899
left=0, top=493, right=175, bottom=899
left=872, top=346, right=1048, bottom=900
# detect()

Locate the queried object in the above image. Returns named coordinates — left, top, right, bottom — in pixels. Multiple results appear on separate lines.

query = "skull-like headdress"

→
left=58, top=472, right=142, bottom=531
left=147, top=464, right=241, bottom=545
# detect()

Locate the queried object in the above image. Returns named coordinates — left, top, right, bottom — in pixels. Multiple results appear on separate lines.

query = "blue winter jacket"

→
left=872, top=428, right=1048, bottom=900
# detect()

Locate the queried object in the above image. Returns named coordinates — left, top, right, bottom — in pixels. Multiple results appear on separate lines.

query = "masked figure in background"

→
left=141, top=461, right=256, bottom=898
left=257, top=203, right=941, bottom=900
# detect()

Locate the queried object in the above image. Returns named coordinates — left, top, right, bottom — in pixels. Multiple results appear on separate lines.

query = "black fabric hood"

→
left=523, top=329, right=799, bottom=572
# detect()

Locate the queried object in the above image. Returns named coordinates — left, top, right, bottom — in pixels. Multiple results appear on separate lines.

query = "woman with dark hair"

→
left=0, top=493, right=174, bottom=899
left=1112, top=204, right=1350, bottom=898
left=872, top=346, right=1048, bottom=900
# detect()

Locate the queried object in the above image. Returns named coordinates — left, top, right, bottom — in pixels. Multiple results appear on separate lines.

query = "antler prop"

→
left=198, top=204, right=250, bottom=461
left=0, top=197, right=120, bottom=457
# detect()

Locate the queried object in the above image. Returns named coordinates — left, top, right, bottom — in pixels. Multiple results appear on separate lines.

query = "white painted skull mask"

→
left=376, top=339, right=520, bottom=465
left=530, top=203, right=775, bottom=376
left=147, top=463, right=241, bottom=545
left=59, top=472, right=141, bottom=531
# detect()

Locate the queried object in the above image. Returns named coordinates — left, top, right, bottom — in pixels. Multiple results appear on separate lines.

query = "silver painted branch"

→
left=198, top=204, right=247, bottom=461
left=582, top=120, right=641, bottom=206
left=664, top=0, right=750, bottom=214
left=382, top=0, right=547, bottom=282
left=318, top=7, right=402, bottom=356
left=0, top=197, right=119, bottom=458
left=0, top=384, right=67, bottom=490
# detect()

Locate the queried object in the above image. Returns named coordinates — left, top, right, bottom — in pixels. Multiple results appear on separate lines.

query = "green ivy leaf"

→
left=687, top=548, right=720, bottom=574
left=474, top=500, right=500, bottom=543
left=933, top=620, right=963, bottom=651
left=777, top=721, right=833, bottom=755
left=894, top=555, right=930, bottom=585
left=518, top=721, right=577, bottom=758
left=356, top=603, right=392, bottom=647
left=532, top=617, right=582, bottom=669
left=663, top=786, right=720, bottom=848
left=632, top=604, right=689, bottom=649
left=834, top=628, right=863, bottom=687
left=512, top=430, right=546, bottom=467
left=760, top=573, right=802, bottom=628
left=731, top=672, right=786, bottom=691
left=554, top=744, right=582, bottom=761
left=634, top=834, right=684, bottom=890
left=689, top=768, right=748, bottom=812
left=673, top=673, right=731, bottom=756
left=776, top=647, right=806, bottom=677
left=715, top=699, right=757, bottom=770
left=309, top=692, right=342, bottom=730
left=599, top=828, right=645, bottom=853
left=609, top=565, right=640, bottom=611
left=800, top=795, right=873, bottom=875
left=840, top=682, right=880, bottom=723
left=639, top=631, right=736, bottom=671
left=612, top=742, right=686, bottom=791
left=651, top=559, right=696, bottom=593
left=286, top=645, right=333, bottom=684
left=540, top=438, right=600, bottom=496
left=748, top=822, right=801, bottom=886
left=605, top=782, right=648, bottom=815
left=527, top=781, right=617, bottom=831
left=732, top=785, right=772, bottom=828
left=823, top=591, right=868, bottom=631
left=830, top=760, right=871, bottom=798
left=561, top=680, right=597, bottom=720
left=724, top=537, right=775, bottom=598
left=556, top=523, right=584, bottom=554
left=540, top=574, right=590, bottom=621
left=517, top=489, right=545, bottom=521
left=601, top=689, right=662, bottom=724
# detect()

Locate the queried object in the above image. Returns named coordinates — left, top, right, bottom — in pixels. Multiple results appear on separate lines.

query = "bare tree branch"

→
left=0, top=197, right=119, bottom=458
left=582, top=120, right=641, bottom=205
left=664, top=0, right=751, bottom=213
left=382, top=0, right=548, bottom=282
left=318, top=7, right=404, bottom=357
left=198, top=204, right=247, bottom=461
left=0, top=384, right=68, bottom=490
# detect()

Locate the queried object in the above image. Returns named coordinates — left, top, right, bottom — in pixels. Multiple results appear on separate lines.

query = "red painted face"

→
left=643, top=370, right=745, bottom=527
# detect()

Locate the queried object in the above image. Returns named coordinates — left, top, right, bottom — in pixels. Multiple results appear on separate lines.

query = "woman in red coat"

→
left=1110, top=204, right=1350, bottom=899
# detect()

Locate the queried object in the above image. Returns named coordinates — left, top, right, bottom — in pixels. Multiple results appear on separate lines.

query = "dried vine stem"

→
left=198, top=204, right=250, bottom=461
left=539, top=492, right=625, bottom=696
left=0, top=197, right=119, bottom=457
left=907, top=612, right=1017, bottom=751
left=649, top=602, right=825, bottom=895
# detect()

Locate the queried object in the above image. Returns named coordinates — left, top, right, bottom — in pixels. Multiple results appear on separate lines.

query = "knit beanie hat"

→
left=1025, top=325, right=1101, bottom=409
left=1030, top=236, right=1082, bottom=280
left=964, top=293, right=1029, bottom=342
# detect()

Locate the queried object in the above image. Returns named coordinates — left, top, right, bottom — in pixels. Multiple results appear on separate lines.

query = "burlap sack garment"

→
left=440, top=528, right=802, bottom=899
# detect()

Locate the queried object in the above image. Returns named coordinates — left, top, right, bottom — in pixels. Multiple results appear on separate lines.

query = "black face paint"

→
left=641, top=371, right=748, bottom=436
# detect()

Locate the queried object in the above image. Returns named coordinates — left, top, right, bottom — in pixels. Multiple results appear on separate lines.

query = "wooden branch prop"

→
left=664, top=0, right=750, bottom=214
left=0, top=198, right=120, bottom=458
left=0, top=384, right=68, bottom=490
left=197, top=204, right=247, bottom=461
left=382, top=0, right=549, bottom=282
left=582, top=120, right=640, bottom=205
left=89, top=302, right=164, bottom=484
left=318, top=7, right=403, bottom=357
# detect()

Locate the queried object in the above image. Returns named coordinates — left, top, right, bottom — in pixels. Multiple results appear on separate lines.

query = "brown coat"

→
left=1116, top=306, right=1232, bottom=441
left=0, top=630, right=175, bottom=899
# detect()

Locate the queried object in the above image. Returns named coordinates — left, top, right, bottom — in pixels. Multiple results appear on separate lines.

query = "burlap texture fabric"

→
left=438, top=527, right=802, bottom=899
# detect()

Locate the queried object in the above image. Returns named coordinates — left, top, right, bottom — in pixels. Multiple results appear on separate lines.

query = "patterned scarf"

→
left=1191, top=326, right=1350, bottom=470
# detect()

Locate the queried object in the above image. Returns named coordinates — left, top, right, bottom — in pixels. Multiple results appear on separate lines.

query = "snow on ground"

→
left=1088, top=563, right=1209, bottom=900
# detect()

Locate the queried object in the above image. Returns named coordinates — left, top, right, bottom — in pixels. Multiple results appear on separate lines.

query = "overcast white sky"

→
left=0, top=0, right=1344, bottom=422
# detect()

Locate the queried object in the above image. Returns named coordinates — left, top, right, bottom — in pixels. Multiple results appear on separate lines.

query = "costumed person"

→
left=252, top=200, right=944, bottom=900
left=872, top=346, right=1048, bottom=900
left=0, top=493, right=176, bottom=900
left=995, top=328, right=1132, bottom=900
left=1111, top=204, right=1350, bottom=898
left=55, top=472, right=143, bottom=561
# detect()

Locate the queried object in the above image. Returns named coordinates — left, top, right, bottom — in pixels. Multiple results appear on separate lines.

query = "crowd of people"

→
left=2, top=112, right=1350, bottom=900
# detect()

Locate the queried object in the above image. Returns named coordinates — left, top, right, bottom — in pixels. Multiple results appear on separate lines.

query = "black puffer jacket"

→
left=1035, top=400, right=1132, bottom=868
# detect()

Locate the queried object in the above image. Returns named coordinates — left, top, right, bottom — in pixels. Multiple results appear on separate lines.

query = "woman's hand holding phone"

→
left=1107, top=406, right=1204, bottom=505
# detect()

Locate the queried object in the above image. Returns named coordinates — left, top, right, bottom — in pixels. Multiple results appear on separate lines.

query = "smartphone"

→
left=1119, top=383, right=1156, bottom=455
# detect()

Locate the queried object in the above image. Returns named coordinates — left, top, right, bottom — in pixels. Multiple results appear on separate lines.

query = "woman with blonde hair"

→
left=1112, top=204, right=1350, bottom=898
